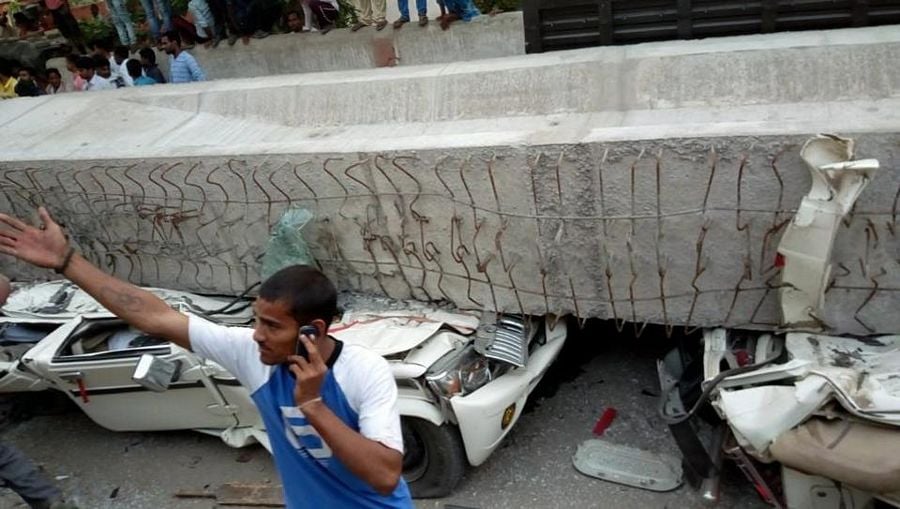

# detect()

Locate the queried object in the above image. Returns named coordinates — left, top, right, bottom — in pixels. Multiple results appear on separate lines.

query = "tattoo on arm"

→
left=100, top=287, right=144, bottom=312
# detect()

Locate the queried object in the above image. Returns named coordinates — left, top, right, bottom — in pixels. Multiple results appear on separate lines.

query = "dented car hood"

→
left=2, top=282, right=482, bottom=376
left=2, top=281, right=254, bottom=324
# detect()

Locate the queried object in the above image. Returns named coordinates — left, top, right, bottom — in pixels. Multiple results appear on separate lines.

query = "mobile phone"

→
left=295, top=325, right=318, bottom=360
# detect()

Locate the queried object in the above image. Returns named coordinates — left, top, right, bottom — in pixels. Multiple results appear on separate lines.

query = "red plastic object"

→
left=592, top=407, right=617, bottom=436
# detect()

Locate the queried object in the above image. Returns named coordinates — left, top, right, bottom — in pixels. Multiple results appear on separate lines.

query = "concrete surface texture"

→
left=1, top=26, right=898, bottom=335
left=46, top=12, right=524, bottom=83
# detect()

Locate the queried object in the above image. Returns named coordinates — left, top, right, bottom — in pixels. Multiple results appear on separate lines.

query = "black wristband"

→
left=55, top=247, right=76, bottom=275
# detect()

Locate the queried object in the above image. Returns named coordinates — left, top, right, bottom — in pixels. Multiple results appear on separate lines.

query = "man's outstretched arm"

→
left=0, top=207, right=191, bottom=350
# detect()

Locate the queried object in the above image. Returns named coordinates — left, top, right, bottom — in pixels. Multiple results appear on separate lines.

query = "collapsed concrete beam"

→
left=1, top=26, right=898, bottom=335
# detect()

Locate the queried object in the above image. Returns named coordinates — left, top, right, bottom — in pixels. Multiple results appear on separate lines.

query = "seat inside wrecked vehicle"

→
left=57, top=319, right=169, bottom=360
left=0, top=323, right=60, bottom=362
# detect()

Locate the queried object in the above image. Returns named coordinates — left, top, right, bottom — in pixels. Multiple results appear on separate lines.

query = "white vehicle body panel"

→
left=22, top=317, right=242, bottom=432
left=777, top=135, right=879, bottom=331
left=451, top=321, right=567, bottom=466
left=0, top=284, right=567, bottom=472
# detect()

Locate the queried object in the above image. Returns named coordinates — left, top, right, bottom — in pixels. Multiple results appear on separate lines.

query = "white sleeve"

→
left=188, top=314, right=271, bottom=393
left=355, top=352, right=404, bottom=454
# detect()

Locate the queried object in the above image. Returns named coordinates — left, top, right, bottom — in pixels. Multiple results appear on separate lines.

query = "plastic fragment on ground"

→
left=573, top=439, right=683, bottom=492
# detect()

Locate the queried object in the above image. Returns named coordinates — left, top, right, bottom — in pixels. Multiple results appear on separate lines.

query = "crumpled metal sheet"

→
left=712, top=332, right=900, bottom=458
left=1, top=281, right=254, bottom=324
left=786, top=333, right=900, bottom=423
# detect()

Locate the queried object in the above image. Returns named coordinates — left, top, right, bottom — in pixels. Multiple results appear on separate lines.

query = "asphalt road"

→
left=0, top=323, right=768, bottom=509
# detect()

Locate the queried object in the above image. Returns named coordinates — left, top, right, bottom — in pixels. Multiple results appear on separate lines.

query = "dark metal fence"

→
left=523, top=0, right=900, bottom=53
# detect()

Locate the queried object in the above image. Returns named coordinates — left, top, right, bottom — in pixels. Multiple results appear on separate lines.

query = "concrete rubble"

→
left=1, top=25, right=898, bottom=335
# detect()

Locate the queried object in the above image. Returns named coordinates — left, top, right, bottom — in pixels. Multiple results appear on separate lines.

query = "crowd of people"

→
left=0, top=0, right=486, bottom=99
left=2, top=0, right=485, bottom=47
left=0, top=30, right=203, bottom=97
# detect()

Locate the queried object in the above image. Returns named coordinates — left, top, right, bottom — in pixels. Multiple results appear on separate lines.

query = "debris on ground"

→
left=591, top=407, right=617, bottom=436
left=176, top=482, right=284, bottom=507
left=573, top=439, right=683, bottom=492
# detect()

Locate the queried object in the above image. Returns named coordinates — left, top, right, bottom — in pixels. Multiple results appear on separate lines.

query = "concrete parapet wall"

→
left=3, top=26, right=899, bottom=335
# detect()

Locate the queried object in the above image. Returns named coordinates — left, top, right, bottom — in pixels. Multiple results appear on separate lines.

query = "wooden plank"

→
left=216, top=483, right=285, bottom=507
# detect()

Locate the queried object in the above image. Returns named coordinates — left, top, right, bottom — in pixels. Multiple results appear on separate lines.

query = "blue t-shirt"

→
left=134, top=76, right=157, bottom=86
left=189, top=316, right=413, bottom=509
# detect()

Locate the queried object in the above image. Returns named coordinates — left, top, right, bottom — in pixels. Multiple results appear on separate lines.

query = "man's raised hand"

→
left=0, top=207, right=70, bottom=270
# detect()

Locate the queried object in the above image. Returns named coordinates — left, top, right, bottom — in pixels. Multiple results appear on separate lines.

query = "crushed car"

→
left=0, top=282, right=566, bottom=497
left=659, top=135, right=900, bottom=508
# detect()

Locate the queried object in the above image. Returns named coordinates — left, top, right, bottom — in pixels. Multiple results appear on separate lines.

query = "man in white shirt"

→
left=113, top=45, right=134, bottom=86
left=0, top=209, right=413, bottom=509
left=76, top=56, right=115, bottom=91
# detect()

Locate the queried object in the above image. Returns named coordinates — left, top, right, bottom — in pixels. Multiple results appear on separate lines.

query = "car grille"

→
left=477, top=316, right=531, bottom=368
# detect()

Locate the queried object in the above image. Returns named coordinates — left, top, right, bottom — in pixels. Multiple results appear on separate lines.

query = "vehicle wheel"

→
left=401, top=417, right=466, bottom=498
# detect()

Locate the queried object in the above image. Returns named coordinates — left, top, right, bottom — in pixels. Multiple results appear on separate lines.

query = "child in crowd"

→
left=0, top=63, right=17, bottom=99
left=127, top=59, right=156, bottom=85
left=76, top=56, right=114, bottom=91
left=139, top=47, right=167, bottom=83
left=45, top=68, right=69, bottom=94
left=13, top=67, right=44, bottom=96
left=93, top=55, right=126, bottom=88
left=65, top=53, right=87, bottom=91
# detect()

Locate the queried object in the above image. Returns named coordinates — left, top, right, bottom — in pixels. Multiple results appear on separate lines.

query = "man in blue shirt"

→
left=0, top=208, right=413, bottom=509
left=161, top=30, right=207, bottom=83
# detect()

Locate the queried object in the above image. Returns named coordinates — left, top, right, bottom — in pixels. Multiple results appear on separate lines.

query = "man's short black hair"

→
left=75, top=56, right=95, bottom=70
left=286, top=9, right=300, bottom=18
left=113, top=45, right=129, bottom=60
left=259, top=265, right=338, bottom=327
left=18, top=66, right=35, bottom=77
left=125, top=59, right=142, bottom=79
left=138, top=47, right=156, bottom=65
left=92, top=54, right=109, bottom=70
left=65, top=53, right=81, bottom=64
left=162, top=30, right=181, bottom=45
left=46, top=67, right=61, bottom=78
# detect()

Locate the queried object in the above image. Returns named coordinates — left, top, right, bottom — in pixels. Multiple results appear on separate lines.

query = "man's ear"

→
left=311, top=318, right=328, bottom=338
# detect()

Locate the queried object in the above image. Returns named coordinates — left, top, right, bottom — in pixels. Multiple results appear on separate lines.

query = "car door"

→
left=21, top=315, right=245, bottom=432
left=0, top=319, right=60, bottom=392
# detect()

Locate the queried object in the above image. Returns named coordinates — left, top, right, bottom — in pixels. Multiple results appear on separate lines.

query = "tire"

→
left=401, top=417, right=467, bottom=498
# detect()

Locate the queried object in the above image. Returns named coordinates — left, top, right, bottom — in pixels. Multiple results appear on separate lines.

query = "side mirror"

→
left=132, top=354, right=181, bottom=392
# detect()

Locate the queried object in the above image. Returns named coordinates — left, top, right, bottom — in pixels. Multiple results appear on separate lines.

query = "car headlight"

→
left=425, top=346, right=492, bottom=399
